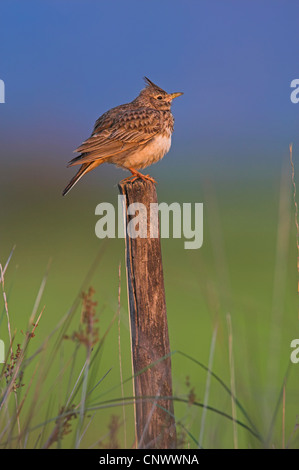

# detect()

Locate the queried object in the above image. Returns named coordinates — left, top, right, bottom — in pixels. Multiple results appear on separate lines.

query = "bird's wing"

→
left=68, top=107, right=161, bottom=166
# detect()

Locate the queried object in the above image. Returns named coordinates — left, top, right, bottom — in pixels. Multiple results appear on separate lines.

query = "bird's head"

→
left=135, top=77, right=183, bottom=110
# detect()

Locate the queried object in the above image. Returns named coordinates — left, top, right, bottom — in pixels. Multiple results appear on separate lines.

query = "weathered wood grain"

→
left=118, top=179, right=176, bottom=449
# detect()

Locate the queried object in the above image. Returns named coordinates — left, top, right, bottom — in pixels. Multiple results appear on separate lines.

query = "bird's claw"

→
left=120, top=173, right=157, bottom=185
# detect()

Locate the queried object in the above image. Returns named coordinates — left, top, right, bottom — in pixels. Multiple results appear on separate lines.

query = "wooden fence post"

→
left=118, top=179, right=176, bottom=449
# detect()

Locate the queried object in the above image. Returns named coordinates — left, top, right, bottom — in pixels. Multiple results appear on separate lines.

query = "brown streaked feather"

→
left=68, top=145, right=136, bottom=166
left=69, top=107, right=161, bottom=167
left=62, top=161, right=102, bottom=196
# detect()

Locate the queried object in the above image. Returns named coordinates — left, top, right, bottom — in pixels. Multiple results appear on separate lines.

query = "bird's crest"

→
left=143, top=77, right=167, bottom=94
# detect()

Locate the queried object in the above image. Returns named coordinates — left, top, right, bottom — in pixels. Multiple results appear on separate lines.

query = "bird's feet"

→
left=120, top=169, right=157, bottom=185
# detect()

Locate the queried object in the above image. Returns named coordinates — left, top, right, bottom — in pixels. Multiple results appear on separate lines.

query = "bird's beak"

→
left=168, top=92, right=184, bottom=101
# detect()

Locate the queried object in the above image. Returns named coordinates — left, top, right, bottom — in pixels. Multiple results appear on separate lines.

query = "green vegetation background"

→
left=0, top=159, right=298, bottom=448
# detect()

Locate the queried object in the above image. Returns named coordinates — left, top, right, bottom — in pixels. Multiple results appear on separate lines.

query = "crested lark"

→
left=62, top=77, right=183, bottom=196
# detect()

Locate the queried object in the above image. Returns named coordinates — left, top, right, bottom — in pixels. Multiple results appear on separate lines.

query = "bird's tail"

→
left=62, top=162, right=95, bottom=196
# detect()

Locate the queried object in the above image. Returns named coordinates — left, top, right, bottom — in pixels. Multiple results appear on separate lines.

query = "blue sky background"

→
left=0, top=0, right=298, bottom=184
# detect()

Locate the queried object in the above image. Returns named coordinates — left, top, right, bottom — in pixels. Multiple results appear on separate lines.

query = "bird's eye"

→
left=156, top=95, right=163, bottom=100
